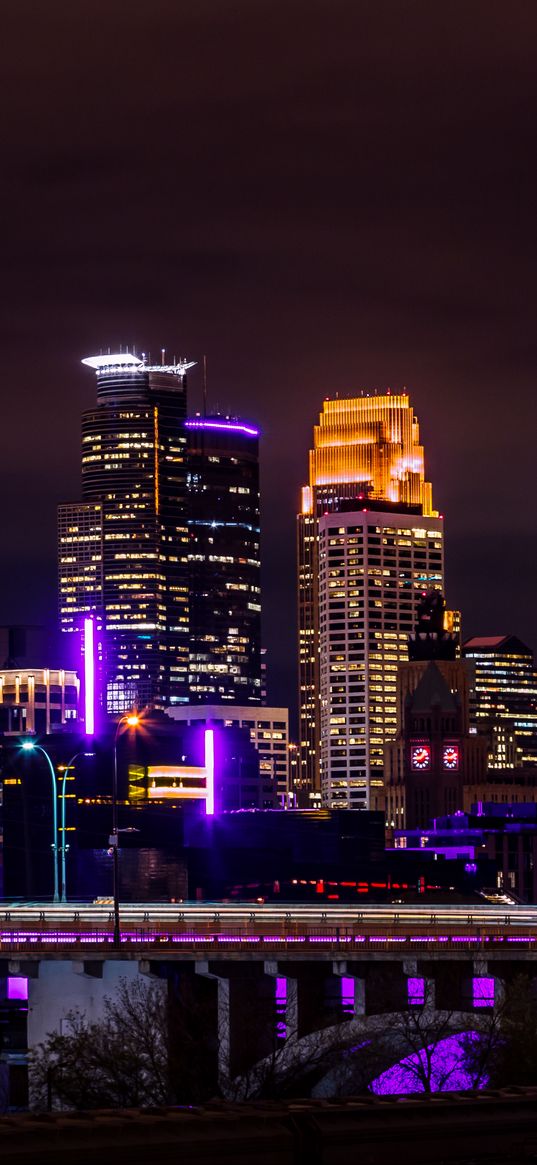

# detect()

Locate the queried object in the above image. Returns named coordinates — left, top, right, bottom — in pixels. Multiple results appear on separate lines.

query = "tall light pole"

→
left=112, top=713, right=140, bottom=948
left=57, top=751, right=95, bottom=903
left=20, top=742, right=59, bottom=904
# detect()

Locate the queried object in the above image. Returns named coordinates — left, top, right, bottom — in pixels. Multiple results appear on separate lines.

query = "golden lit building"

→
left=296, top=392, right=442, bottom=808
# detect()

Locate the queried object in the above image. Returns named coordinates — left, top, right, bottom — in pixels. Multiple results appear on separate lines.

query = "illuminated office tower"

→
left=463, top=636, right=537, bottom=768
left=297, top=393, right=443, bottom=807
left=59, top=352, right=194, bottom=715
left=185, top=416, right=261, bottom=704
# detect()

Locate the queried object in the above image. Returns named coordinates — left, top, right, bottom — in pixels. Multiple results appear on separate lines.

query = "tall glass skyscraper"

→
left=59, top=352, right=194, bottom=715
left=297, top=393, right=443, bottom=809
left=185, top=416, right=261, bottom=704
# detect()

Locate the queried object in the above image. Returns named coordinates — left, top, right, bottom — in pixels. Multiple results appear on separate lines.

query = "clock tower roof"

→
left=409, top=661, right=458, bottom=716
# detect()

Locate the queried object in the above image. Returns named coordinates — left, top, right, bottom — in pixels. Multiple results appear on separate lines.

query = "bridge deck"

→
left=0, top=901, right=536, bottom=955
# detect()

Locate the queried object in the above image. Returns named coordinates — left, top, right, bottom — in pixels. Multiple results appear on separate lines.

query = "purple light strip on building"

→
left=204, top=729, right=214, bottom=815
left=185, top=419, right=259, bottom=437
left=83, top=616, right=95, bottom=736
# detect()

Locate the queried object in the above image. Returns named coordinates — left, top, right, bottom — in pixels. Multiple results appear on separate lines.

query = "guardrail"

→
left=0, top=928, right=537, bottom=953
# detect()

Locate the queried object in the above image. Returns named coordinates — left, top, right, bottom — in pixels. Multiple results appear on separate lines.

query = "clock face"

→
left=411, top=744, right=431, bottom=771
left=443, top=745, right=459, bottom=771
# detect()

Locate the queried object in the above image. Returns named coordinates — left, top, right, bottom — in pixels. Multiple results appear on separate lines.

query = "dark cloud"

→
left=2, top=0, right=537, bottom=717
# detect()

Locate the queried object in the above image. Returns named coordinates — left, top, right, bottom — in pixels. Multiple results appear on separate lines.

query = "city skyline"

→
left=4, top=0, right=537, bottom=1120
left=3, top=1, right=537, bottom=720
left=5, top=354, right=537, bottom=723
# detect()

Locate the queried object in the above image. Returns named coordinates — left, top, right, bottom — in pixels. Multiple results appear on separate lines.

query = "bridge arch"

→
left=226, top=1009, right=486, bottom=1100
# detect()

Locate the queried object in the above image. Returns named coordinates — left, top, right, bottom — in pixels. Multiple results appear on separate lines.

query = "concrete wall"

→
left=27, top=959, right=150, bottom=1048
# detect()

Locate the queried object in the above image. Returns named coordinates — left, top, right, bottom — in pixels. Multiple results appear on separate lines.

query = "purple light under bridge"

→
left=275, top=976, right=287, bottom=1040
left=7, top=976, right=28, bottom=1001
left=371, top=1032, right=486, bottom=1095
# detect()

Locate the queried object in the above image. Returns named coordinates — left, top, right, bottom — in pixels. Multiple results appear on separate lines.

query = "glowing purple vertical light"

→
left=275, top=976, right=287, bottom=1040
left=7, top=976, right=28, bottom=1001
left=341, top=976, right=355, bottom=1017
left=205, top=728, right=214, bottom=815
left=83, top=616, right=95, bottom=736
left=473, top=976, right=495, bottom=1008
left=408, top=977, right=426, bottom=1006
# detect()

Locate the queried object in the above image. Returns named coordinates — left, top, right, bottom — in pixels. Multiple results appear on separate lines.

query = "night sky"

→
left=2, top=0, right=537, bottom=718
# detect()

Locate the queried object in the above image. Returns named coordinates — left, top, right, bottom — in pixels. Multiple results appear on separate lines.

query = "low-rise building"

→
left=165, top=704, right=290, bottom=803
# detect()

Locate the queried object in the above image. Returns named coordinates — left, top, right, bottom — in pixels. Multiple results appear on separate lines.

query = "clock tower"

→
left=384, top=592, right=487, bottom=828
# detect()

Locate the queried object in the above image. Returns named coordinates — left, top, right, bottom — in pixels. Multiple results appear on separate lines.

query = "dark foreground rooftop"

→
left=3, top=1088, right=537, bottom=1164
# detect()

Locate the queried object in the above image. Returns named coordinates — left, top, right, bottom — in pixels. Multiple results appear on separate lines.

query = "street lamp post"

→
left=21, top=742, right=60, bottom=904
left=111, top=714, right=139, bottom=948
left=57, top=751, right=95, bottom=903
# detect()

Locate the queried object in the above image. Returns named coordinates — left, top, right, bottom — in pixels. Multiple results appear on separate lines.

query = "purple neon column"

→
left=275, top=977, right=287, bottom=1039
left=205, top=728, right=215, bottom=815
left=83, top=616, right=95, bottom=736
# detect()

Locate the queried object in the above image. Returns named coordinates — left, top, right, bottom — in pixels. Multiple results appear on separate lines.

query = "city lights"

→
left=185, top=419, right=259, bottom=437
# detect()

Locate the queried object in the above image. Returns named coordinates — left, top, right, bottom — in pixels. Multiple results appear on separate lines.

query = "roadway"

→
left=0, top=898, right=534, bottom=935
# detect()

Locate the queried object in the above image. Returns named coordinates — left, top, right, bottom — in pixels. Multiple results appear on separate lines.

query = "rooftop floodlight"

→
left=81, top=353, right=144, bottom=370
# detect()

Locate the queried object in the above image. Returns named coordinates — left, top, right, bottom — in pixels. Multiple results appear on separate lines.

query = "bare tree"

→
left=30, top=977, right=169, bottom=1110
left=385, top=985, right=470, bottom=1094
left=463, top=974, right=537, bottom=1090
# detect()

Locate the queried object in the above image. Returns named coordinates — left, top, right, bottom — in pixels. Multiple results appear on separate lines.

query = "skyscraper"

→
left=463, top=636, right=537, bottom=768
left=297, top=393, right=443, bottom=809
left=59, top=351, right=194, bottom=716
left=185, top=416, right=262, bottom=704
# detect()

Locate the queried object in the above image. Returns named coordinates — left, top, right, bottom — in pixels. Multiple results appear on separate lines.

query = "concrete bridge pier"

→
left=332, top=961, right=365, bottom=1018
left=264, top=961, right=298, bottom=1043
left=195, top=961, right=284, bottom=1090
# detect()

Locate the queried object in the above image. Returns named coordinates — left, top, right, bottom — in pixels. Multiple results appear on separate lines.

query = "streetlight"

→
left=111, top=713, right=140, bottom=948
left=20, top=742, right=59, bottom=904
left=57, top=751, right=95, bottom=903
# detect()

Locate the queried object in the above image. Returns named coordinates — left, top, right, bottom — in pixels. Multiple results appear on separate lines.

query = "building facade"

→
left=297, top=392, right=442, bottom=808
left=58, top=352, right=194, bottom=716
left=463, top=635, right=537, bottom=769
left=0, top=669, right=80, bottom=735
left=185, top=417, right=261, bottom=705
left=165, top=703, right=289, bottom=802
left=318, top=508, right=444, bottom=809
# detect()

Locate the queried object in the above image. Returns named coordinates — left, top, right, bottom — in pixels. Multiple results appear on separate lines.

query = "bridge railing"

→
left=0, top=926, right=536, bottom=953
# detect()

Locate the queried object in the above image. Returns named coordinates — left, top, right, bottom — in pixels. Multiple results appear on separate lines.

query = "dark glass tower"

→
left=185, top=416, right=261, bottom=704
left=59, top=352, right=194, bottom=715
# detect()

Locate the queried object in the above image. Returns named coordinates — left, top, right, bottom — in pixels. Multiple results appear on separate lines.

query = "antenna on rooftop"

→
left=203, top=355, right=208, bottom=417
